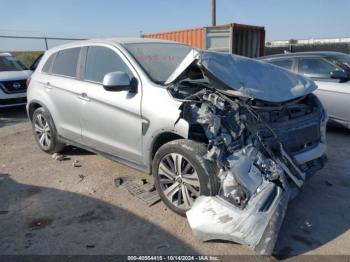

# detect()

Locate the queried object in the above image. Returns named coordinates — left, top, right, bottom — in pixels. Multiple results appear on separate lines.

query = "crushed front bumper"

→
left=187, top=182, right=289, bottom=255
left=186, top=143, right=327, bottom=255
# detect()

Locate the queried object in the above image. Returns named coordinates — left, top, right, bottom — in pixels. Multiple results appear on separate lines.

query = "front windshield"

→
left=0, top=55, right=27, bottom=71
left=123, top=43, right=192, bottom=84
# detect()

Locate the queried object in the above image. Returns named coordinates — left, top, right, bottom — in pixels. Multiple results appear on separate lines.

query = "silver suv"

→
left=27, top=38, right=327, bottom=254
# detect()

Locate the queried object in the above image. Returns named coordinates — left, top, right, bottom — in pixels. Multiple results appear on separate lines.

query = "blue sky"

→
left=1, top=0, right=349, bottom=51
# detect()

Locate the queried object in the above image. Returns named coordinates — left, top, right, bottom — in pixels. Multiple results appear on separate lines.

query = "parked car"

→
left=27, top=38, right=327, bottom=254
left=260, top=51, right=350, bottom=128
left=0, top=53, right=32, bottom=108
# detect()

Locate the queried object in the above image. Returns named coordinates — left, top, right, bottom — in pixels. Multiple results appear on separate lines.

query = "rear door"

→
left=47, top=47, right=85, bottom=142
left=296, top=57, right=350, bottom=124
left=78, top=45, right=143, bottom=163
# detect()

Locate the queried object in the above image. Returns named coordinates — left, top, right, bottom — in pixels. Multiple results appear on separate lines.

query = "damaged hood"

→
left=166, top=51, right=317, bottom=103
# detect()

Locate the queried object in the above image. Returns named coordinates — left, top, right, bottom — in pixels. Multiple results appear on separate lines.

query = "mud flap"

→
left=186, top=182, right=290, bottom=255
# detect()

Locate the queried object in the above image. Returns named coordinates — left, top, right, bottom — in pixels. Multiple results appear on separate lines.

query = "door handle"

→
left=78, top=92, right=91, bottom=102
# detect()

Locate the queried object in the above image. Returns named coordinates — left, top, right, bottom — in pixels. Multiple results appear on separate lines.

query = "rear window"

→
left=52, top=47, right=81, bottom=77
left=42, top=54, right=55, bottom=73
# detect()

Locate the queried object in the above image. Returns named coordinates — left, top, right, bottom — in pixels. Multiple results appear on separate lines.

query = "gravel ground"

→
left=0, top=106, right=349, bottom=260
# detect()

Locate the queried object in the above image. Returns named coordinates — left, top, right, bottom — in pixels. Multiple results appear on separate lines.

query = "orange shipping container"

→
left=143, top=27, right=204, bottom=49
left=142, top=23, right=265, bottom=57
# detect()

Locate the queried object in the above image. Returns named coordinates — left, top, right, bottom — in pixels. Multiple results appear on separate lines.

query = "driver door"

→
left=78, top=45, right=143, bottom=163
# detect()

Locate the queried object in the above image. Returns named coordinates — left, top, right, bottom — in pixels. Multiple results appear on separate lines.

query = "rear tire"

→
left=152, top=139, right=218, bottom=216
left=31, top=107, right=65, bottom=154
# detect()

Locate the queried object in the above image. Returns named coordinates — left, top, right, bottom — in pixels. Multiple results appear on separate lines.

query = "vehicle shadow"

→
left=0, top=106, right=28, bottom=128
left=0, top=173, right=198, bottom=255
left=273, top=126, right=350, bottom=259
left=61, top=146, right=95, bottom=156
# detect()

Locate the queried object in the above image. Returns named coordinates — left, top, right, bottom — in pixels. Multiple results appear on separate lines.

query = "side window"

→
left=298, top=58, right=341, bottom=78
left=42, top=53, right=55, bottom=73
left=270, top=59, right=293, bottom=70
left=84, top=46, right=133, bottom=83
left=52, top=47, right=81, bottom=77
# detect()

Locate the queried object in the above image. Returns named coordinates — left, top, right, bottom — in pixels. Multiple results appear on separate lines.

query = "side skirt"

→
left=58, top=135, right=150, bottom=174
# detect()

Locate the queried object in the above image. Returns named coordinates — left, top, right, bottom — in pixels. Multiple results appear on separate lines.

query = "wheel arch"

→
left=151, top=132, right=184, bottom=161
left=27, top=100, right=45, bottom=121
left=28, top=100, right=59, bottom=135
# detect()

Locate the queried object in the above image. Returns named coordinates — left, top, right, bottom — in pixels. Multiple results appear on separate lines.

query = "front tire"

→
left=152, top=139, right=218, bottom=216
left=31, top=107, right=65, bottom=154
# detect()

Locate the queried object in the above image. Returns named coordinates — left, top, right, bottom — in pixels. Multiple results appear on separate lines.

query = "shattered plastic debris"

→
left=135, top=178, right=148, bottom=186
left=73, top=160, right=82, bottom=167
left=52, top=153, right=68, bottom=161
left=78, top=174, right=86, bottom=182
left=114, top=177, right=123, bottom=187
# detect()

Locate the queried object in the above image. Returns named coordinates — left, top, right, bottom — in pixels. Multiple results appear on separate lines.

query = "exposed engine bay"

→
left=167, top=61, right=327, bottom=255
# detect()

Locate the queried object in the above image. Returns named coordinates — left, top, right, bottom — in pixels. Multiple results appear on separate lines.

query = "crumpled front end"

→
left=172, top=87, right=327, bottom=254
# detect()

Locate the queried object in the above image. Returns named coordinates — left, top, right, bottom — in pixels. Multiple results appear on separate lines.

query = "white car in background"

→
left=0, top=53, right=32, bottom=108
left=260, top=51, right=350, bottom=129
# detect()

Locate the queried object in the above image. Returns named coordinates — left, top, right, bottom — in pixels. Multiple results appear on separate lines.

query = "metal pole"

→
left=211, top=0, right=216, bottom=26
left=44, top=37, right=48, bottom=50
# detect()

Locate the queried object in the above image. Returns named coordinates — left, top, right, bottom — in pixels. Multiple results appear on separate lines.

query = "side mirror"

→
left=102, top=71, right=137, bottom=92
left=330, top=70, right=350, bottom=82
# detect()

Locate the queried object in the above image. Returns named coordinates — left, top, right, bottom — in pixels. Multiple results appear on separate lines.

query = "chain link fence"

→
left=0, top=34, right=86, bottom=51
left=0, top=35, right=87, bottom=67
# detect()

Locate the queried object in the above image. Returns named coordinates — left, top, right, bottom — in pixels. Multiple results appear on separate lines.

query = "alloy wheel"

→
left=157, top=153, right=200, bottom=210
left=34, top=113, right=52, bottom=150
